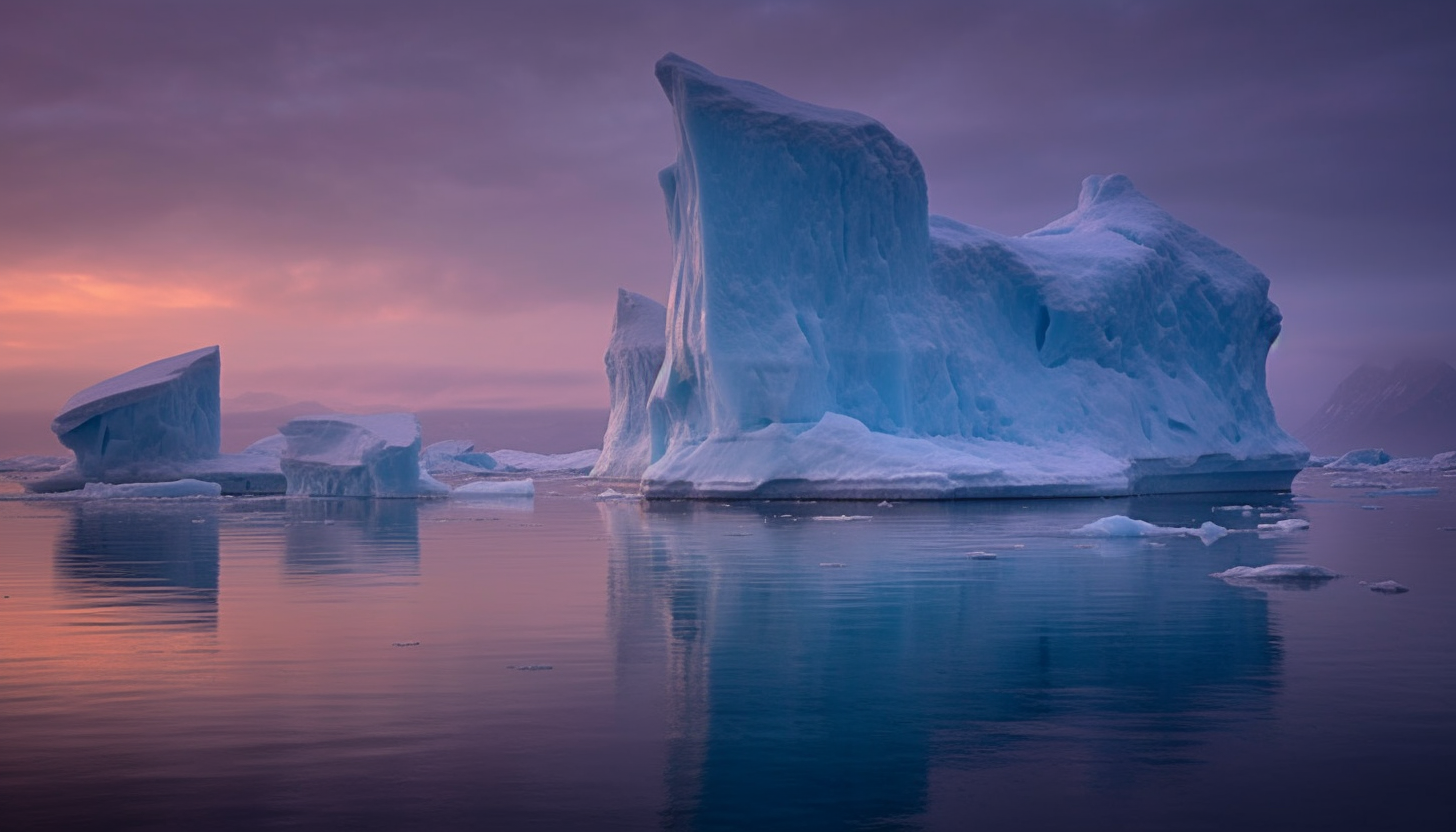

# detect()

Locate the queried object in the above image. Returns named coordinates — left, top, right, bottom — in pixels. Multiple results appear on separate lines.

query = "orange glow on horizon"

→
left=0, top=272, right=234, bottom=316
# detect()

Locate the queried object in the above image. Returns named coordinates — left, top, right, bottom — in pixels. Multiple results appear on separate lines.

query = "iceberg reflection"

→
left=607, top=497, right=1285, bottom=829
left=282, top=498, right=421, bottom=579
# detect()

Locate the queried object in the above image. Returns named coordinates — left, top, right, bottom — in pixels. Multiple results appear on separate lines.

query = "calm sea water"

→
left=1, top=471, right=1453, bottom=831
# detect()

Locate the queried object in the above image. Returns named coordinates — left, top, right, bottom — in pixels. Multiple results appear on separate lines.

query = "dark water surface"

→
left=1, top=472, right=1453, bottom=830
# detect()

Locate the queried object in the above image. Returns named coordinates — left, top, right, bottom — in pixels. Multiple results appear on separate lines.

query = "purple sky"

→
left=2, top=0, right=1453, bottom=432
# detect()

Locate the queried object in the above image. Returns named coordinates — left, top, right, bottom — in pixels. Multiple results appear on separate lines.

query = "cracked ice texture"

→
left=642, top=55, right=1307, bottom=499
left=52, top=345, right=221, bottom=479
left=591, top=289, right=667, bottom=479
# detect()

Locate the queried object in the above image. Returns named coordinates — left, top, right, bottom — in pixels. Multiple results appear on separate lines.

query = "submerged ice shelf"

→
left=620, top=54, right=1306, bottom=500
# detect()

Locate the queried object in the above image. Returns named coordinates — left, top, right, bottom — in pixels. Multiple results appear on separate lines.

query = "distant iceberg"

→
left=635, top=55, right=1307, bottom=500
left=280, top=413, right=447, bottom=497
left=591, top=289, right=667, bottom=479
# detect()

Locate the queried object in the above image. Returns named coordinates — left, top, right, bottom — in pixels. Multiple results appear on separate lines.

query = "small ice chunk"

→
left=1211, top=564, right=1340, bottom=583
left=1365, top=580, right=1409, bottom=594
left=818, top=562, right=847, bottom=568
left=877, top=501, right=893, bottom=508
left=1371, top=487, right=1438, bottom=497
left=1257, top=518, right=1310, bottom=532
left=1360, top=505, right=1383, bottom=511
left=812, top=515, right=872, bottom=522
left=508, top=664, right=553, bottom=671
left=1325, top=448, right=1391, bottom=470
left=967, top=552, right=997, bottom=560
left=75, top=479, right=222, bottom=498
left=1214, top=505, right=1254, bottom=512
left=1075, top=515, right=1228, bottom=544
left=595, top=488, right=640, bottom=501
left=454, top=479, right=535, bottom=498
left=392, top=641, right=420, bottom=647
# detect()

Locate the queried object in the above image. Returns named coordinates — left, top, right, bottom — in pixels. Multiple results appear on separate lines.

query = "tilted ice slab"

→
left=591, top=289, right=668, bottom=479
left=52, top=346, right=221, bottom=478
left=640, top=55, right=1307, bottom=499
left=29, top=346, right=286, bottom=495
left=280, top=413, right=448, bottom=497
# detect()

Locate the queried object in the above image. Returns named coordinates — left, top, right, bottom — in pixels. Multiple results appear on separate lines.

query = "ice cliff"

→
left=591, top=289, right=668, bottom=479
left=280, top=413, right=448, bottom=497
left=638, top=54, right=1307, bottom=499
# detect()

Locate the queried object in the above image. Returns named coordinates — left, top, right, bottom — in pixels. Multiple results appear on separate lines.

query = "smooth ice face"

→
left=591, top=289, right=667, bottom=479
left=642, top=55, right=1307, bottom=499
left=52, top=346, right=221, bottom=478
left=280, top=413, right=442, bottom=497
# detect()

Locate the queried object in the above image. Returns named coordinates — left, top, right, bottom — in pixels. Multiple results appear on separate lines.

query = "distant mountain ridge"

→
left=1297, top=359, right=1456, bottom=456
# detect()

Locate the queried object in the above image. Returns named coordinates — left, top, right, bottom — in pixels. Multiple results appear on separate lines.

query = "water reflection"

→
left=54, top=501, right=220, bottom=629
left=606, top=497, right=1286, bottom=830
left=283, top=498, right=421, bottom=578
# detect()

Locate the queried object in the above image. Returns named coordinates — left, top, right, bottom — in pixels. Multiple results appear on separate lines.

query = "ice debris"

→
left=453, top=479, right=535, bottom=499
left=280, top=413, right=447, bottom=497
left=1257, top=518, right=1310, bottom=533
left=71, top=479, right=223, bottom=499
left=1325, top=448, right=1391, bottom=470
left=421, top=440, right=499, bottom=474
left=1364, top=580, right=1409, bottom=594
left=1074, top=515, right=1228, bottom=545
left=591, top=289, right=668, bottom=479
left=488, top=449, right=600, bottom=474
left=1211, top=564, right=1340, bottom=584
left=637, top=55, right=1307, bottom=500
left=811, top=515, right=872, bottom=522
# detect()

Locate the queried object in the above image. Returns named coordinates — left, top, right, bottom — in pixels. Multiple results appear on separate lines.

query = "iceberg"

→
left=28, top=346, right=286, bottom=495
left=591, top=289, right=668, bottom=479
left=52, top=346, right=221, bottom=477
left=280, top=413, right=447, bottom=497
left=421, top=440, right=500, bottom=474
left=488, top=448, right=600, bottom=473
left=639, top=55, right=1307, bottom=500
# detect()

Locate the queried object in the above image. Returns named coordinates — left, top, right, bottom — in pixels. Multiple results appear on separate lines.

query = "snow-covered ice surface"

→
left=591, top=290, right=668, bottom=479
left=29, top=479, right=225, bottom=499
left=639, top=55, right=1306, bottom=500
left=1325, top=448, right=1392, bottom=470
left=422, top=440, right=500, bottom=475
left=49, top=346, right=221, bottom=477
left=453, top=479, right=534, bottom=498
left=280, top=413, right=445, bottom=497
left=1075, top=515, right=1228, bottom=545
left=489, top=449, right=601, bottom=474
left=1211, top=564, right=1340, bottom=586
left=0, top=455, right=69, bottom=473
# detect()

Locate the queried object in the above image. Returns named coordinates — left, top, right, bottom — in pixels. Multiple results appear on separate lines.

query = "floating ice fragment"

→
left=1257, top=519, right=1310, bottom=533
left=967, top=552, right=997, bottom=560
left=71, top=479, right=222, bottom=499
left=392, top=641, right=420, bottom=647
left=818, top=562, right=847, bottom=568
left=1370, top=487, right=1438, bottom=497
left=1360, top=505, right=1383, bottom=511
left=1364, top=581, right=1409, bottom=594
left=812, top=515, right=872, bottom=522
left=508, top=664, right=553, bottom=671
left=595, top=488, right=640, bottom=501
left=1214, top=505, right=1255, bottom=512
left=454, top=479, right=535, bottom=499
left=877, top=501, right=893, bottom=508
left=1211, top=564, right=1340, bottom=585
left=1074, top=515, right=1228, bottom=544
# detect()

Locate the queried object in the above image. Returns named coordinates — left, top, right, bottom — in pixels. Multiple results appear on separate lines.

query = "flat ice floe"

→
left=453, top=479, right=535, bottom=499
left=1075, top=515, right=1228, bottom=545
left=36, top=479, right=224, bottom=499
left=1211, top=564, right=1340, bottom=586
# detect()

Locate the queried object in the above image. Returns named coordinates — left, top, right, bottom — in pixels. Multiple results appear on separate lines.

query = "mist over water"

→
left=1, top=472, right=1452, bottom=830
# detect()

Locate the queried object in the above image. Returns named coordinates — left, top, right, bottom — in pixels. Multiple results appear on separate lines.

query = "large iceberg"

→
left=591, top=289, right=668, bottom=479
left=280, top=413, right=448, bottom=497
left=639, top=55, right=1307, bottom=499
left=29, top=346, right=286, bottom=495
left=53, top=345, right=221, bottom=477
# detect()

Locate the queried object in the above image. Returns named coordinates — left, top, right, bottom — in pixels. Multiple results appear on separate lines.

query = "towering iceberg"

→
left=52, top=346, right=221, bottom=477
left=641, top=55, right=1306, bottom=499
left=280, top=413, right=447, bottom=497
left=590, top=289, right=668, bottom=479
